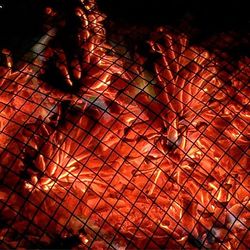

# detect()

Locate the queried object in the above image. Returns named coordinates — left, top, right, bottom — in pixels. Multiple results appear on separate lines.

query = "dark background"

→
left=97, top=0, right=249, bottom=28
left=0, top=0, right=249, bottom=58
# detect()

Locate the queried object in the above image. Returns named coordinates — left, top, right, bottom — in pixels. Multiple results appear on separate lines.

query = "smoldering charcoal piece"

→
left=0, top=0, right=249, bottom=249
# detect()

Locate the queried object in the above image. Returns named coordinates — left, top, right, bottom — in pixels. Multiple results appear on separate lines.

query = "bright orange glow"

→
left=0, top=0, right=249, bottom=249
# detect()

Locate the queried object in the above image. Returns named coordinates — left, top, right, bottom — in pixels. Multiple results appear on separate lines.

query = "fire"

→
left=0, top=0, right=249, bottom=249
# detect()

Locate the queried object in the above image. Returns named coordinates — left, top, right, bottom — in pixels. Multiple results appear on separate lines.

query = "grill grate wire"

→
left=0, top=0, right=249, bottom=249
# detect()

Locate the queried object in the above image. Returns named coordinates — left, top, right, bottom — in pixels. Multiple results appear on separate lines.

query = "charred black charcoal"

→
left=40, top=60, right=71, bottom=91
left=188, top=234, right=204, bottom=249
left=46, top=235, right=82, bottom=249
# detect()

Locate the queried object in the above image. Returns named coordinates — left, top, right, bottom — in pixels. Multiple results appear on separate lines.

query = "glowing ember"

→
left=0, top=0, right=249, bottom=249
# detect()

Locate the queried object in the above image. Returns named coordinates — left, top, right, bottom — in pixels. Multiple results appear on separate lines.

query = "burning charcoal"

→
left=0, top=0, right=249, bottom=248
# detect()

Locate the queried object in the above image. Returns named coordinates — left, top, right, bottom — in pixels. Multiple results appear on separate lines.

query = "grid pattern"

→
left=0, top=0, right=249, bottom=249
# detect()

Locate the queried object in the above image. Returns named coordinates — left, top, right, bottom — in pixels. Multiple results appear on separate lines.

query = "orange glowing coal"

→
left=0, top=0, right=249, bottom=249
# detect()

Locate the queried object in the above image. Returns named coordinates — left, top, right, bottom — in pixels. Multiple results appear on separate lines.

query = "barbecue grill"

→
left=0, top=0, right=249, bottom=249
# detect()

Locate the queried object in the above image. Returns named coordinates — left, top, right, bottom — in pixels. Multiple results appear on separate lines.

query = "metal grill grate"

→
left=0, top=0, right=249, bottom=249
